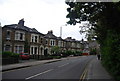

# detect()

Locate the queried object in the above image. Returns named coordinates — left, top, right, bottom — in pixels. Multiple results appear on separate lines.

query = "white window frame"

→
left=46, top=39, right=48, bottom=45
left=30, top=46, right=38, bottom=55
left=31, top=34, right=39, bottom=43
left=4, top=44, right=12, bottom=52
left=50, top=39, right=55, bottom=46
left=14, top=45, right=24, bottom=54
left=6, top=30, right=11, bottom=40
left=15, top=31, right=25, bottom=41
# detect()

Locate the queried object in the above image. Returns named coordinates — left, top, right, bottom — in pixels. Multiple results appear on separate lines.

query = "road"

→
left=2, top=56, right=95, bottom=81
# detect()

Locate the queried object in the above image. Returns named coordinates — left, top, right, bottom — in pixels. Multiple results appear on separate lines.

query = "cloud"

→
left=0, top=0, right=84, bottom=40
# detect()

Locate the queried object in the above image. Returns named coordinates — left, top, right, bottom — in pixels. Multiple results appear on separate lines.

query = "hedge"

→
left=101, top=31, right=120, bottom=81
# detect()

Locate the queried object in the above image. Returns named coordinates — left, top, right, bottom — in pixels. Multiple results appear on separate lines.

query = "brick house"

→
left=64, top=37, right=82, bottom=52
left=44, top=30, right=58, bottom=55
left=2, top=19, right=45, bottom=58
left=2, top=19, right=83, bottom=59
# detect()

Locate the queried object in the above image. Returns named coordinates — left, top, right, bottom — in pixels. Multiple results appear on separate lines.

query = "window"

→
left=19, top=46, right=23, bottom=53
left=32, top=36, right=34, bottom=42
left=4, top=45, right=11, bottom=51
left=51, top=41, right=52, bottom=46
left=41, top=38, right=43, bottom=43
left=35, top=36, right=38, bottom=42
left=53, top=41, right=55, bottom=46
left=30, top=46, right=38, bottom=55
left=58, top=41, right=60, bottom=47
left=50, top=40, right=55, bottom=46
left=61, top=41, right=63, bottom=47
left=34, top=47, right=37, bottom=54
left=6, top=31, right=10, bottom=40
left=15, top=32, right=19, bottom=40
left=31, top=47, right=33, bottom=54
left=20, top=33, right=23, bottom=40
left=31, top=34, right=39, bottom=43
left=14, top=45, right=24, bottom=54
left=15, top=31, right=25, bottom=41
left=46, top=40, right=48, bottom=44
left=15, top=46, right=18, bottom=53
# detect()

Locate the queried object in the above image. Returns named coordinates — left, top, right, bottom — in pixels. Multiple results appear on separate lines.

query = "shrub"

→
left=2, top=52, right=19, bottom=58
left=11, top=53, right=19, bottom=58
left=2, top=51, right=13, bottom=58
left=101, top=31, right=120, bottom=81
left=74, top=51, right=82, bottom=56
left=52, top=56, right=61, bottom=59
left=90, top=49, right=97, bottom=55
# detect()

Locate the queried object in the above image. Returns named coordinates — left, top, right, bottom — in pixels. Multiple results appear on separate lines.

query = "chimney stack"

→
left=18, top=18, right=24, bottom=27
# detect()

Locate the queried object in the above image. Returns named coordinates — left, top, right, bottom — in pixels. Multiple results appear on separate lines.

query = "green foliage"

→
left=61, top=50, right=70, bottom=57
left=2, top=52, right=19, bottom=58
left=66, top=2, right=120, bottom=80
left=66, top=50, right=73, bottom=55
left=90, top=48, right=97, bottom=55
left=66, top=2, right=120, bottom=39
left=51, top=46, right=60, bottom=55
left=11, top=53, right=19, bottom=58
left=74, top=51, right=82, bottom=56
left=2, top=51, right=13, bottom=58
left=62, top=50, right=82, bottom=56
left=101, top=31, right=120, bottom=80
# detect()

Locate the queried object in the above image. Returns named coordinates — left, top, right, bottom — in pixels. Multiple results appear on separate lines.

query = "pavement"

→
left=1, top=56, right=115, bottom=81
left=85, top=57, right=115, bottom=81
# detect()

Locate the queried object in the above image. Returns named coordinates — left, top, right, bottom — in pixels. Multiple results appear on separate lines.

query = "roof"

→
left=44, top=30, right=57, bottom=39
left=3, top=24, right=44, bottom=35
left=57, top=37, right=63, bottom=40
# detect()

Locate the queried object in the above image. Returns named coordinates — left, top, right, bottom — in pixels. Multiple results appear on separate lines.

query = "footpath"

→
left=85, top=57, right=115, bottom=81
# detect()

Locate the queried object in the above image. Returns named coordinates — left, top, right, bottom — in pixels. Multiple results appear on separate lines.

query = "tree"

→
left=51, top=46, right=61, bottom=55
left=66, top=2, right=120, bottom=80
left=66, top=2, right=120, bottom=38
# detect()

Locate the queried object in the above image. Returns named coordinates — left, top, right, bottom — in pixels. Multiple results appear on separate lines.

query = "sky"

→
left=0, top=0, right=86, bottom=40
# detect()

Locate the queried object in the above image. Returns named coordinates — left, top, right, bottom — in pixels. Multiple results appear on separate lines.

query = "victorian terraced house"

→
left=2, top=19, right=82, bottom=59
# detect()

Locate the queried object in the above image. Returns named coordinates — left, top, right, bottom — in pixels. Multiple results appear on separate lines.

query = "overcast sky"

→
left=0, top=0, right=86, bottom=40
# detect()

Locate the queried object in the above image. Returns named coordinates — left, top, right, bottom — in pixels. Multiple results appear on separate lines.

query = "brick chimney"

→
left=18, top=18, right=24, bottom=27
left=48, top=30, right=53, bottom=34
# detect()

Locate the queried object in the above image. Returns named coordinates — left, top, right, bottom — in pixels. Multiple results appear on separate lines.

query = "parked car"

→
left=19, top=53, right=30, bottom=60
left=82, top=53, right=89, bottom=56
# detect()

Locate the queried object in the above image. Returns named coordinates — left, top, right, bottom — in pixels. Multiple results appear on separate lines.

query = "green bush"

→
left=61, top=51, right=69, bottom=57
left=2, top=52, right=19, bottom=58
left=11, top=53, right=19, bottom=58
left=101, top=31, right=120, bottom=81
left=74, top=51, right=82, bottom=56
left=52, top=56, right=61, bottom=59
left=2, top=51, right=13, bottom=58
left=90, top=49, right=97, bottom=55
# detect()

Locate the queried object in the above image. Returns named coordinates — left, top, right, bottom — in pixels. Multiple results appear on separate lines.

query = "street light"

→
left=60, top=24, right=67, bottom=38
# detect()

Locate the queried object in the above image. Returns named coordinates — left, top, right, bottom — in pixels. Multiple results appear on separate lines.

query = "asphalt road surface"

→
left=2, top=56, right=95, bottom=81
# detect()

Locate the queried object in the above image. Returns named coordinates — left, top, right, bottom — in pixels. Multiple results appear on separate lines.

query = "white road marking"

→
left=25, top=69, right=53, bottom=80
left=58, top=63, right=69, bottom=67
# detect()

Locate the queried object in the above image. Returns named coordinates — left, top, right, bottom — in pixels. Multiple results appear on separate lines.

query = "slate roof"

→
left=44, top=31, right=57, bottom=39
left=57, top=37, right=63, bottom=40
left=3, top=24, right=44, bottom=35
